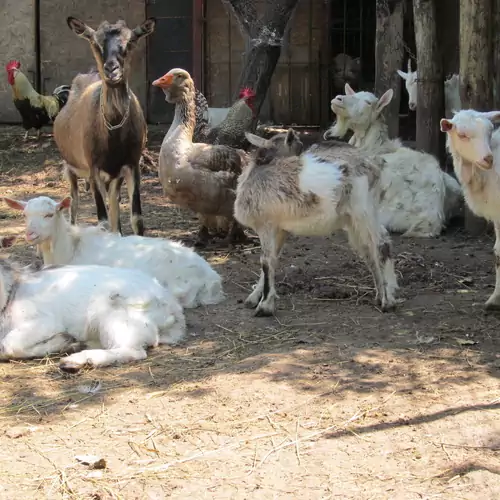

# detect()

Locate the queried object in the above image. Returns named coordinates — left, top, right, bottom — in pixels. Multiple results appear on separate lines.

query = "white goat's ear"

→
left=0, top=236, right=16, bottom=249
left=2, top=197, right=26, bottom=211
left=245, top=132, right=271, bottom=148
left=57, top=197, right=72, bottom=212
left=407, top=58, right=413, bottom=72
left=345, top=83, right=356, bottom=95
left=397, top=70, right=408, bottom=80
left=375, top=89, right=393, bottom=114
left=440, top=118, right=454, bottom=132
left=480, top=111, right=500, bottom=124
left=67, top=17, right=94, bottom=40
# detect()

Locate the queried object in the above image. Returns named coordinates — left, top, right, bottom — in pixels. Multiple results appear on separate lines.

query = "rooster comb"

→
left=239, top=87, right=256, bottom=99
left=6, top=60, right=21, bottom=71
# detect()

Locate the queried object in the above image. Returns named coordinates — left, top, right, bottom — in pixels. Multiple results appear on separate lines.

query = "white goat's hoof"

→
left=380, top=300, right=397, bottom=313
left=255, top=301, right=275, bottom=317
left=244, top=294, right=261, bottom=309
left=59, top=358, right=86, bottom=373
left=484, top=299, right=500, bottom=311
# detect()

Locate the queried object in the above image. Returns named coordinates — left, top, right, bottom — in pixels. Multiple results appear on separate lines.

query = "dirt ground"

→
left=0, top=125, right=499, bottom=500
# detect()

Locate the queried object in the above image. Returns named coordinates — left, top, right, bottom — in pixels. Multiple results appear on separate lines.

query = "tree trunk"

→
left=374, top=0, right=405, bottom=139
left=413, top=0, right=445, bottom=164
left=460, top=0, right=492, bottom=235
left=220, top=0, right=300, bottom=126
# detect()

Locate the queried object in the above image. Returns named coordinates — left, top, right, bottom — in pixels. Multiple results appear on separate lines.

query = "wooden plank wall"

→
left=204, top=0, right=324, bottom=126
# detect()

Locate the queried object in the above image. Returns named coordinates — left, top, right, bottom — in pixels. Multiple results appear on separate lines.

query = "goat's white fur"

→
left=234, top=130, right=398, bottom=316
left=0, top=260, right=186, bottom=371
left=441, top=109, right=500, bottom=309
left=397, top=59, right=462, bottom=118
left=325, top=83, right=463, bottom=237
left=3, top=196, right=224, bottom=309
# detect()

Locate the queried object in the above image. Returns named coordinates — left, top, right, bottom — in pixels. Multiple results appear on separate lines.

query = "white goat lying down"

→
left=441, top=109, right=500, bottom=309
left=0, top=236, right=185, bottom=372
left=2, top=196, right=224, bottom=309
left=234, top=129, right=398, bottom=316
left=324, top=83, right=463, bottom=237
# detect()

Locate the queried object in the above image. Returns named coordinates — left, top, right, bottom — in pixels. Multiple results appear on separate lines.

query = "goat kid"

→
left=0, top=236, right=185, bottom=372
left=54, top=17, right=155, bottom=235
left=2, top=195, right=225, bottom=309
left=440, top=109, right=500, bottom=309
left=234, top=129, right=398, bottom=316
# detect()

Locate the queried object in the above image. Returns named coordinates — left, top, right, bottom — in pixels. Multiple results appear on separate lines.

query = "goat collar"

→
left=99, top=86, right=131, bottom=131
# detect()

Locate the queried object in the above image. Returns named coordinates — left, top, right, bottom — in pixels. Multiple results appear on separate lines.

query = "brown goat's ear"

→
left=131, top=18, right=156, bottom=41
left=57, top=197, right=72, bottom=212
left=0, top=236, right=16, bottom=249
left=2, top=197, right=26, bottom=211
left=67, top=17, right=94, bottom=40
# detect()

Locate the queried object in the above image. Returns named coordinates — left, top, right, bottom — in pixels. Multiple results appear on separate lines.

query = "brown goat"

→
left=53, top=17, right=156, bottom=235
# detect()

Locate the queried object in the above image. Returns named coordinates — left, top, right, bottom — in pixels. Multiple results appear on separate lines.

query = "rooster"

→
left=6, top=60, right=71, bottom=140
left=194, top=87, right=256, bottom=150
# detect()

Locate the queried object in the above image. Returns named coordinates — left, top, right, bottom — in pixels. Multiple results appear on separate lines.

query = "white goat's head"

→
left=397, top=58, right=417, bottom=111
left=2, top=196, right=71, bottom=244
left=440, top=110, right=500, bottom=181
left=328, top=83, right=393, bottom=138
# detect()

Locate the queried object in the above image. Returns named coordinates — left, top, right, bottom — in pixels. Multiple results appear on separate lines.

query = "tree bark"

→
left=413, top=0, right=445, bottom=163
left=220, top=0, right=300, bottom=125
left=460, top=0, right=492, bottom=235
left=492, top=0, right=500, bottom=108
left=374, top=0, right=405, bottom=139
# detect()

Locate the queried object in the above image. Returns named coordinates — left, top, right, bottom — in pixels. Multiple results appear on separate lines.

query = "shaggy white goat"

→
left=324, top=83, right=463, bottom=237
left=440, top=109, right=500, bottom=309
left=2, top=196, right=224, bottom=309
left=0, top=236, right=185, bottom=372
left=234, top=129, right=398, bottom=316
left=397, top=59, right=462, bottom=118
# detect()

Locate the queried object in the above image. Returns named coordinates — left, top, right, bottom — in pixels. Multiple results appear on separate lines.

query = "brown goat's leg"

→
left=224, top=220, right=248, bottom=246
left=67, top=170, right=80, bottom=225
left=107, top=178, right=123, bottom=235
left=248, top=227, right=286, bottom=316
left=92, top=178, right=109, bottom=227
left=124, top=166, right=144, bottom=236
left=485, top=222, right=500, bottom=310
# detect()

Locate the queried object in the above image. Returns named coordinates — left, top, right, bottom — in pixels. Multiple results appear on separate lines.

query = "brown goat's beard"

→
left=329, top=115, right=350, bottom=139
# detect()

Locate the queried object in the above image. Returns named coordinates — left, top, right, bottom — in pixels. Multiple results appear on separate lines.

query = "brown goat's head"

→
left=67, top=17, right=156, bottom=87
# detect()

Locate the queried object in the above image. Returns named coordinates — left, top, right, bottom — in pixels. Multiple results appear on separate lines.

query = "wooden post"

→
left=492, top=0, right=500, bottom=108
left=374, top=0, right=405, bottom=139
left=413, top=0, right=445, bottom=163
left=460, top=0, right=492, bottom=235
